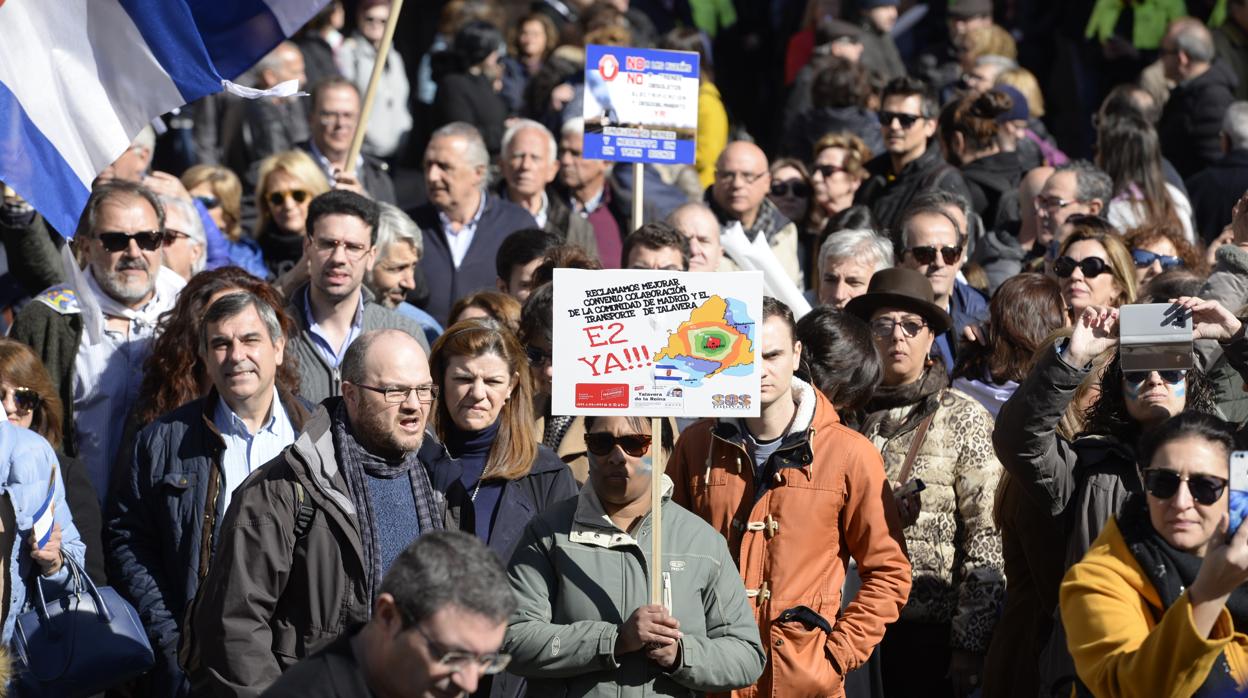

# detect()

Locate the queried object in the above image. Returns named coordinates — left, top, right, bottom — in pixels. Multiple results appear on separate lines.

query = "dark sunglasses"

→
left=1, top=386, right=40, bottom=416
left=1142, top=468, right=1227, bottom=506
left=267, top=189, right=310, bottom=207
left=879, top=111, right=923, bottom=129
left=1131, top=249, right=1183, bottom=270
left=869, top=317, right=928, bottom=339
left=1053, top=256, right=1111, bottom=279
left=770, top=180, right=811, bottom=198
left=525, top=345, right=552, bottom=367
left=194, top=195, right=221, bottom=210
left=96, top=230, right=164, bottom=252
left=585, top=432, right=652, bottom=457
left=812, top=164, right=848, bottom=178
left=907, top=245, right=962, bottom=266
left=1122, top=369, right=1187, bottom=387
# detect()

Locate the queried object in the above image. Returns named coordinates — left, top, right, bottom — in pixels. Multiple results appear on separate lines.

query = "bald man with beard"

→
left=706, top=142, right=804, bottom=287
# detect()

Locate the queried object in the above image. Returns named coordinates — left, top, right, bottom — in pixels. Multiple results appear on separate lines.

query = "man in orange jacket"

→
left=668, top=297, right=911, bottom=698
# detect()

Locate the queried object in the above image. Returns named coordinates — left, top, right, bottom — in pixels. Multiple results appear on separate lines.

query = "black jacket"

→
left=412, top=192, right=536, bottom=325
left=959, top=150, right=1025, bottom=231
left=782, top=106, right=884, bottom=162
left=431, top=72, right=510, bottom=158
left=1159, top=60, right=1239, bottom=179
left=855, top=142, right=972, bottom=238
left=1186, top=149, right=1248, bottom=242
left=293, top=141, right=397, bottom=205
left=260, top=625, right=372, bottom=698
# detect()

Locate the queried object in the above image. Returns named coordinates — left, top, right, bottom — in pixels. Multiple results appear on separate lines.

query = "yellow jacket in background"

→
left=1060, top=517, right=1248, bottom=697
left=696, top=80, right=729, bottom=190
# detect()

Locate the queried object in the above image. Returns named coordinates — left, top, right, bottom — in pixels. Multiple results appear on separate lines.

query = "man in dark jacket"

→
left=1187, top=101, right=1248, bottom=242
left=1158, top=19, right=1239, bottom=178
left=263, top=531, right=515, bottom=698
left=293, top=77, right=396, bottom=204
left=108, top=291, right=311, bottom=697
left=855, top=76, right=972, bottom=237
left=186, top=329, right=456, bottom=697
left=412, top=122, right=536, bottom=325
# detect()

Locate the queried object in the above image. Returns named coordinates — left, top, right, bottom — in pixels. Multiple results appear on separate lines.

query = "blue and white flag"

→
left=0, top=0, right=327, bottom=238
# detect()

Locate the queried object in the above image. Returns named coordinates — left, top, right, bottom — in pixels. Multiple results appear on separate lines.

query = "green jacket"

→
left=504, top=478, right=765, bottom=697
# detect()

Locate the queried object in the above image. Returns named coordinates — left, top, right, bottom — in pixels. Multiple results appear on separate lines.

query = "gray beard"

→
left=96, top=266, right=155, bottom=305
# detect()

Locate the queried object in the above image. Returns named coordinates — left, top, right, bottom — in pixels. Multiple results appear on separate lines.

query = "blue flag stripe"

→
left=118, top=0, right=224, bottom=103
left=0, top=79, right=92, bottom=239
left=188, top=0, right=288, bottom=82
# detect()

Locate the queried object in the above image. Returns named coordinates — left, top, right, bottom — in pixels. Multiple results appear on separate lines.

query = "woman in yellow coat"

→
left=1060, top=411, right=1248, bottom=697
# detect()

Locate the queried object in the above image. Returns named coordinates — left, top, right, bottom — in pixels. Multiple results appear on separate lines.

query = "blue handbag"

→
left=12, top=555, right=154, bottom=697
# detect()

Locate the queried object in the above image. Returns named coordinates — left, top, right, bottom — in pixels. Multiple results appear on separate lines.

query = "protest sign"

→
left=581, top=44, right=700, bottom=165
left=551, top=269, right=764, bottom=418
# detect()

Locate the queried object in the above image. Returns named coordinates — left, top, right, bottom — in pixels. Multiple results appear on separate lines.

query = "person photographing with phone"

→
left=1061, top=412, right=1248, bottom=696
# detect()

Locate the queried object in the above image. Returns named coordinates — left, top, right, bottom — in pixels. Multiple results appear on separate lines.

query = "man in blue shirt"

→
left=107, top=290, right=311, bottom=697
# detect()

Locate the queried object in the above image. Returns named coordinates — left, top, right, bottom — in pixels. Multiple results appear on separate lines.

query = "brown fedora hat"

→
left=844, top=268, right=953, bottom=334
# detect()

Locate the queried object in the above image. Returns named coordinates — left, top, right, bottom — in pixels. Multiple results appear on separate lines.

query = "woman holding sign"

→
left=504, top=414, right=765, bottom=696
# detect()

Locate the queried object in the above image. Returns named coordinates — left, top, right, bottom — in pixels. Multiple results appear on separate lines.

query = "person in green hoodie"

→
left=503, top=414, right=766, bottom=697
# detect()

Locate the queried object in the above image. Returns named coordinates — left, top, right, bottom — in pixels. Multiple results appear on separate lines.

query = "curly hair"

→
left=1123, top=222, right=1205, bottom=277
left=134, top=267, right=301, bottom=426
left=1080, top=356, right=1218, bottom=446
left=812, top=132, right=872, bottom=182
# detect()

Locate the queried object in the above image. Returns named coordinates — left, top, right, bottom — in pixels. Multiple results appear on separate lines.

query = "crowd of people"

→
left=5, top=0, right=1248, bottom=696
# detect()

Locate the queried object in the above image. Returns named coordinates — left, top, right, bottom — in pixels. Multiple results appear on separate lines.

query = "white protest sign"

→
left=552, top=269, right=763, bottom=417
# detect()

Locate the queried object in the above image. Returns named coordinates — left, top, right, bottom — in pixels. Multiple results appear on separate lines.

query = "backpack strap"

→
left=293, top=481, right=316, bottom=540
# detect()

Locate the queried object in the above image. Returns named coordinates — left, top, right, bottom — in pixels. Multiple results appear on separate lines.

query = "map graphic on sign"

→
left=652, top=296, right=754, bottom=388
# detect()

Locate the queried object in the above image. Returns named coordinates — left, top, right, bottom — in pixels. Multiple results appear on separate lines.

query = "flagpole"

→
left=345, top=0, right=406, bottom=172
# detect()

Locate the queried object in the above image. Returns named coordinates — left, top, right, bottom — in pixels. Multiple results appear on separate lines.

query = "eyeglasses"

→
left=869, top=317, right=928, bottom=339
left=163, top=229, right=192, bottom=246
left=1142, top=468, right=1227, bottom=506
left=1131, top=249, right=1183, bottom=270
left=715, top=170, right=766, bottom=185
left=95, top=231, right=164, bottom=252
left=585, top=432, right=652, bottom=457
left=267, top=189, right=310, bottom=207
left=311, top=236, right=372, bottom=259
left=907, top=245, right=962, bottom=266
left=1122, top=369, right=1187, bottom=387
left=1053, top=256, right=1111, bottom=279
left=879, top=111, right=924, bottom=129
left=1, top=386, right=40, bottom=416
left=412, top=624, right=510, bottom=675
left=352, top=383, right=439, bottom=403
left=770, top=180, right=811, bottom=198
left=1034, top=195, right=1083, bottom=212
left=525, top=346, right=552, bottom=368
left=812, top=164, right=848, bottom=178
left=194, top=195, right=221, bottom=210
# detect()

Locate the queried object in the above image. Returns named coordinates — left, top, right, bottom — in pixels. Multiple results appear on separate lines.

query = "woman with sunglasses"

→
left=181, top=165, right=268, bottom=279
left=255, top=150, right=330, bottom=279
left=504, top=414, right=765, bottom=696
left=1051, top=223, right=1137, bottom=321
left=846, top=268, right=1005, bottom=697
left=1060, top=412, right=1248, bottom=697
left=767, top=158, right=818, bottom=278
left=1123, top=223, right=1203, bottom=289
left=0, top=338, right=104, bottom=584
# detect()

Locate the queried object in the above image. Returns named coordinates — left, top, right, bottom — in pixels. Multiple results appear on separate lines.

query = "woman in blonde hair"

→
left=255, top=149, right=331, bottom=279
left=429, top=319, right=576, bottom=561
left=181, top=164, right=268, bottom=278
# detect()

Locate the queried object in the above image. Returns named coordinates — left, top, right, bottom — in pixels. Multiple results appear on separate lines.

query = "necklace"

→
left=471, top=479, right=483, bottom=502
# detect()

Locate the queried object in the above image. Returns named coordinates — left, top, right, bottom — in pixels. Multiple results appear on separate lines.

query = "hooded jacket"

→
left=667, top=379, right=912, bottom=697
left=504, top=477, right=766, bottom=697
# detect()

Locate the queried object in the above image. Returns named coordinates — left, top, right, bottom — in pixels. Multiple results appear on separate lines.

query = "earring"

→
left=925, top=357, right=935, bottom=368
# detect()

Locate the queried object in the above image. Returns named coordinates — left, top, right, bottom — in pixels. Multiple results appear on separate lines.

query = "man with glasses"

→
left=264, top=530, right=516, bottom=697
left=856, top=76, right=971, bottom=235
left=189, top=329, right=458, bottom=695
left=109, top=291, right=309, bottom=697
left=708, top=141, right=804, bottom=288
left=285, top=190, right=427, bottom=404
left=295, top=77, right=396, bottom=204
left=11, top=180, right=185, bottom=504
left=1034, top=161, right=1112, bottom=247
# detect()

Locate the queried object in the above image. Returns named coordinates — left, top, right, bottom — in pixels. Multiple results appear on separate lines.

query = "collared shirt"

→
left=303, top=286, right=364, bottom=368
left=308, top=140, right=364, bottom=187
left=532, top=190, right=550, bottom=229
left=569, top=185, right=606, bottom=217
left=214, top=387, right=295, bottom=514
left=437, top=191, right=486, bottom=267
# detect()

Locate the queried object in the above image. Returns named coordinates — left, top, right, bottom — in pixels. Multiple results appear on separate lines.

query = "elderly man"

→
left=234, top=42, right=309, bottom=168
left=896, top=199, right=987, bottom=371
left=817, top=228, right=894, bottom=310
left=108, top=291, right=310, bottom=697
left=366, top=202, right=443, bottom=346
left=668, top=202, right=730, bottom=272
left=973, top=166, right=1053, bottom=293
left=1188, top=102, right=1248, bottom=241
left=412, top=122, right=536, bottom=325
left=707, top=141, right=803, bottom=287
left=1034, top=161, right=1112, bottom=250
left=497, top=119, right=599, bottom=259
left=188, top=329, right=457, bottom=696
left=622, top=222, right=691, bottom=271
left=263, top=531, right=516, bottom=697
left=295, top=77, right=396, bottom=203
left=286, top=190, right=426, bottom=403
left=160, top=196, right=207, bottom=281
left=11, top=181, right=186, bottom=503
left=1158, top=18, right=1238, bottom=178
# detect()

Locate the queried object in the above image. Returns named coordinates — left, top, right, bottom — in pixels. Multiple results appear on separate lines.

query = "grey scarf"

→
left=332, top=402, right=444, bottom=602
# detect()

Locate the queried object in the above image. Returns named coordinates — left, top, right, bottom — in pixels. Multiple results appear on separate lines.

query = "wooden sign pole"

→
left=344, top=0, right=405, bottom=172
